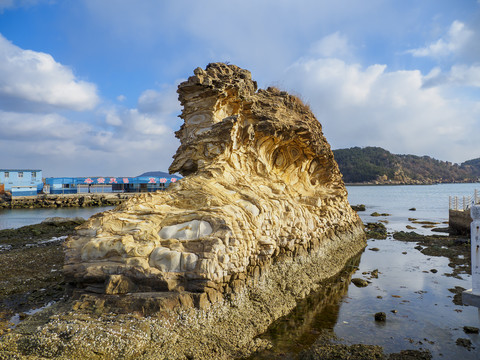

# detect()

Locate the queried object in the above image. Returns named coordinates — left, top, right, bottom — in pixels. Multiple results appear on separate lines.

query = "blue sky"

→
left=1, top=0, right=479, bottom=176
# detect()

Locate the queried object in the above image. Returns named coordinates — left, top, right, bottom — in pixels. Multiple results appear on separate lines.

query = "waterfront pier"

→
left=462, top=204, right=480, bottom=311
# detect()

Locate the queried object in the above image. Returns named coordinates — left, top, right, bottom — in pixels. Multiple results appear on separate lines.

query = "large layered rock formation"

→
left=64, top=63, right=365, bottom=309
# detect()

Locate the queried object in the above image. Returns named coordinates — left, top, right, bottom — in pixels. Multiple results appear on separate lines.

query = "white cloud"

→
left=407, top=21, right=473, bottom=58
left=0, top=111, right=91, bottom=141
left=123, top=109, right=171, bottom=136
left=284, top=57, right=479, bottom=163
left=104, top=109, right=122, bottom=126
left=310, top=32, right=352, bottom=58
left=423, top=64, right=480, bottom=88
left=286, top=58, right=386, bottom=106
left=447, top=64, right=480, bottom=87
left=137, top=86, right=180, bottom=114
left=0, top=34, right=99, bottom=111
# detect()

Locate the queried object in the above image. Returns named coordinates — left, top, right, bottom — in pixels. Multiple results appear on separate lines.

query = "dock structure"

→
left=462, top=204, right=480, bottom=311
left=449, top=189, right=480, bottom=211
left=449, top=189, right=480, bottom=235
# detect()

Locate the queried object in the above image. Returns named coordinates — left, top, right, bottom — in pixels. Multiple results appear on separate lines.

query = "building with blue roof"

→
left=45, top=175, right=180, bottom=194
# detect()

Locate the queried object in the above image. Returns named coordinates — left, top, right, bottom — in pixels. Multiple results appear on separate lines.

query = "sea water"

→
left=0, top=206, right=113, bottom=230
left=252, top=183, right=480, bottom=359
left=347, top=183, right=479, bottom=234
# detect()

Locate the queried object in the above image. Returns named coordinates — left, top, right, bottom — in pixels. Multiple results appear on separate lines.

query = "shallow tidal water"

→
left=252, top=237, right=479, bottom=359
left=0, top=206, right=113, bottom=230
left=251, top=184, right=480, bottom=359
left=2, top=184, right=480, bottom=358
left=346, top=183, right=479, bottom=235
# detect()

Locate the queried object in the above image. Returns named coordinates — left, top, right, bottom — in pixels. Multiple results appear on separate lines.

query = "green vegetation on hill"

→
left=333, top=147, right=480, bottom=184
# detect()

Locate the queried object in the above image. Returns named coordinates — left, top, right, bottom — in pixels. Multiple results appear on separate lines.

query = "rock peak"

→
left=64, top=63, right=365, bottom=311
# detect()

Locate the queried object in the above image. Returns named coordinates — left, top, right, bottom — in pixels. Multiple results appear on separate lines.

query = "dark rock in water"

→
left=374, top=312, right=386, bottom=322
left=431, top=227, right=449, bottom=233
left=371, top=212, right=391, bottom=217
left=463, top=326, right=479, bottom=334
left=365, top=222, right=387, bottom=239
left=369, top=247, right=380, bottom=252
left=448, top=286, right=466, bottom=305
left=301, top=336, right=385, bottom=360
left=430, top=269, right=437, bottom=273
left=352, top=278, right=369, bottom=287
left=42, top=217, right=85, bottom=225
left=453, top=238, right=468, bottom=245
left=411, top=220, right=439, bottom=225
left=388, top=349, right=432, bottom=359
left=408, top=208, right=416, bottom=211
left=456, top=338, right=474, bottom=350
left=351, top=204, right=366, bottom=211
left=302, top=337, right=432, bottom=360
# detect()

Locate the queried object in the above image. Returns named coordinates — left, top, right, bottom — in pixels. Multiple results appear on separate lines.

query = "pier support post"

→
left=462, top=204, right=480, bottom=308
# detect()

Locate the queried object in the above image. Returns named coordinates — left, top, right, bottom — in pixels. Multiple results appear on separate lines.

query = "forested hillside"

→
left=333, top=147, right=480, bottom=184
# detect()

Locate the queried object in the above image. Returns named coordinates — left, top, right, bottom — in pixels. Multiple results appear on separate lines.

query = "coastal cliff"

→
left=0, top=63, right=365, bottom=359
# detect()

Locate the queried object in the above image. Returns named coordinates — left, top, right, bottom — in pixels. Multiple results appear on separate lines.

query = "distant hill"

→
left=333, top=147, right=480, bottom=184
left=137, top=171, right=181, bottom=178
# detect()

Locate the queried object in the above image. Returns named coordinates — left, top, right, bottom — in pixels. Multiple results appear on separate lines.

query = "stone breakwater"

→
left=0, top=193, right=135, bottom=209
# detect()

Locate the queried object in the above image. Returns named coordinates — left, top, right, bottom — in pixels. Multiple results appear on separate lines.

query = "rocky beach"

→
left=0, top=216, right=477, bottom=359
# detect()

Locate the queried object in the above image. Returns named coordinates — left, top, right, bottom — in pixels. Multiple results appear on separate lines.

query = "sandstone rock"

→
left=64, top=63, right=365, bottom=308
left=105, top=274, right=136, bottom=294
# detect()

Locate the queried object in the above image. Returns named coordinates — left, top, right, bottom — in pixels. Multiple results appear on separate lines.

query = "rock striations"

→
left=64, top=63, right=365, bottom=310
left=0, top=63, right=367, bottom=359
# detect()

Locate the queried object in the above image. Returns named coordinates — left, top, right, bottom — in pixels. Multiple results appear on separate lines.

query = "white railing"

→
left=449, top=189, right=480, bottom=210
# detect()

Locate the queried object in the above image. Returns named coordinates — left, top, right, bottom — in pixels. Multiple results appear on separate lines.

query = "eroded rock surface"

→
left=64, top=63, right=365, bottom=309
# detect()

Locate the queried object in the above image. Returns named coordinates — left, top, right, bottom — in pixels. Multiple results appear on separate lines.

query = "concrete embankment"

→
left=449, top=209, right=472, bottom=235
left=0, top=193, right=137, bottom=209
